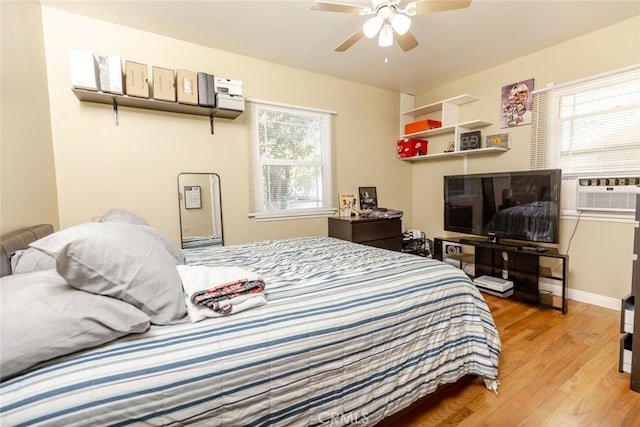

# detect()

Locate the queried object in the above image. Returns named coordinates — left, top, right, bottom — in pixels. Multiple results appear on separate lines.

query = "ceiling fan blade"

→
left=335, top=28, right=365, bottom=52
left=311, top=1, right=372, bottom=14
left=410, top=0, right=472, bottom=15
left=395, top=31, right=419, bottom=51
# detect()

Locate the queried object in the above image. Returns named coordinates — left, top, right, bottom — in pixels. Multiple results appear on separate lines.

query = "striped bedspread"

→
left=0, top=237, right=500, bottom=426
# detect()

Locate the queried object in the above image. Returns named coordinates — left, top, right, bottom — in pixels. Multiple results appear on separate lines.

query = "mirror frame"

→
left=177, top=172, right=224, bottom=249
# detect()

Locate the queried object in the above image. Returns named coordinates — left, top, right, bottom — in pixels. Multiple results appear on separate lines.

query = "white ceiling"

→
left=40, top=0, right=640, bottom=94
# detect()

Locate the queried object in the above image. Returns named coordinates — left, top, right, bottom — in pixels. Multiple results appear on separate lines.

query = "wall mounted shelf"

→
left=399, top=93, right=496, bottom=163
left=403, top=119, right=492, bottom=139
left=72, top=88, right=243, bottom=134
left=400, top=146, right=508, bottom=162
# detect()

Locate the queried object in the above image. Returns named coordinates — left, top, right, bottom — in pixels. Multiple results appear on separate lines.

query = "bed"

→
left=0, top=212, right=500, bottom=426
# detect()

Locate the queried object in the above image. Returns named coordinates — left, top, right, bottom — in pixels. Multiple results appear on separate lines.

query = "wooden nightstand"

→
left=328, top=216, right=402, bottom=251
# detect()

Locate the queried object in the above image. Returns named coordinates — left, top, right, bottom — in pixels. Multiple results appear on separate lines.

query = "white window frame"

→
left=530, top=65, right=640, bottom=221
left=247, top=99, right=336, bottom=221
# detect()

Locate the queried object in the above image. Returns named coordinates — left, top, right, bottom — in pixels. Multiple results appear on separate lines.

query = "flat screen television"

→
left=444, top=169, right=561, bottom=244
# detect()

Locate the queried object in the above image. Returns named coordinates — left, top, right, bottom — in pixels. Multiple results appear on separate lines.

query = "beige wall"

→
left=38, top=6, right=411, bottom=246
left=1, top=0, right=59, bottom=234
left=4, top=3, right=638, bottom=302
left=411, top=15, right=640, bottom=300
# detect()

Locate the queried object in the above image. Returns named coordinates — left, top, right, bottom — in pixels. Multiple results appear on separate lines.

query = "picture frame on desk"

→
left=338, top=192, right=357, bottom=217
left=358, top=187, right=377, bottom=210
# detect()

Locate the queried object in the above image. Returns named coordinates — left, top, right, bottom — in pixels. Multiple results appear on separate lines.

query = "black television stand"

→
left=434, top=236, right=568, bottom=314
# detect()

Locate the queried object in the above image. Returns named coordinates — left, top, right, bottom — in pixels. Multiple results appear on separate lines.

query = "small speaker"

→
left=446, top=244, right=461, bottom=255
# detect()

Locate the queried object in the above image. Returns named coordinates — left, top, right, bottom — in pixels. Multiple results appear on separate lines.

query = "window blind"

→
left=530, top=65, right=640, bottom=214
left=247, top=100, right=336, bottom=220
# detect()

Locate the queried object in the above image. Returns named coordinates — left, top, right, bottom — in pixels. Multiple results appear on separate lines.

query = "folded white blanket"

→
left=176, top=265, right=267, bottom=322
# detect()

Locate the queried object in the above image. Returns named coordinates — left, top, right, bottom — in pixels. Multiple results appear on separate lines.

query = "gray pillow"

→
left=30, top=222, right=188, bottom=325
left=11, top=247, right=55, bottom=274
left=0, top=269, right=150, bottom=379
left=99, top=209, right=185, bottom=264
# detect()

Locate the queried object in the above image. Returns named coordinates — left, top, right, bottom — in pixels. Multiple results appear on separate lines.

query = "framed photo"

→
left=184, top=185, right=202, bottom=209
left=501, top=78, right=534, bottom=128
left=460, top=131, right=481, bottom=151
left=358, top=187, right=378, bottom=210
left=486, top=133, right=510, bottom=149
left=338, top=193, right=357, bottom=216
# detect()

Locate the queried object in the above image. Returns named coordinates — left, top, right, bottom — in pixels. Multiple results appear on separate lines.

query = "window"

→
left=530, top=65, right=640, bottom=215
left=247, top=100, right=335, bottom=220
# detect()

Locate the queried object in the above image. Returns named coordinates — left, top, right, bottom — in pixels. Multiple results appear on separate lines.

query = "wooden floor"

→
left=377, top=295, right=640, bottom=426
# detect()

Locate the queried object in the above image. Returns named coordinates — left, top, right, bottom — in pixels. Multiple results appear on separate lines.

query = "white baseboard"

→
left=539, top=278, right=620, bottom=311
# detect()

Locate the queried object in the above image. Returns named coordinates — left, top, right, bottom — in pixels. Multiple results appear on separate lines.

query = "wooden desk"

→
left=328, top=216, right=402, bottom=251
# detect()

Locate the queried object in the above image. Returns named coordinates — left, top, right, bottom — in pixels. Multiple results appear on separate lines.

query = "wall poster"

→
left=501, top=78, right=534, bottom=128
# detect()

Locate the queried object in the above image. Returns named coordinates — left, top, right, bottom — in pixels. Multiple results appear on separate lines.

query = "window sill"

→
left=249, top=209, right=337, bottom=222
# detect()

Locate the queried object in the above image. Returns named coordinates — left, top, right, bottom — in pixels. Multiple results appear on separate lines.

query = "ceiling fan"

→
left=311, top=0, right=471, bottom=52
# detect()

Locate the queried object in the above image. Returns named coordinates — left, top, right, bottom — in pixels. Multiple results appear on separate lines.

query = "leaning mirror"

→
left=177, top=173, right=223, bottom=249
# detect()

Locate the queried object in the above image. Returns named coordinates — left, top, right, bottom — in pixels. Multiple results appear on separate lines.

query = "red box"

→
left=397, top=138, right=428, bottom=158
left=404, top=119, right=442, bottom=135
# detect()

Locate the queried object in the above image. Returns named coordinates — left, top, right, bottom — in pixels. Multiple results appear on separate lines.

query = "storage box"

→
left=214, top=77, right=243, bottom=96
left=404, top=119, right=442, bottom=135
left=125, top=61, right=149, bottom=98
left=176, top=69, right=198, bottom=105
left=397, top=138, right=428, bottom=158
left=95, top=53, right=123, bottom=94
left=474, top=275, right=514, bottom=298
left=197, top=72, right=216, bottom=107
left=68, top=49, right=99, bottom=91
left=623, top=295, right=635, bottom=333
left=621, top=333, right=632, bottom=373
left=216, top=93, right=245, bottom=111
left=152, top=66, right=175, bottom=102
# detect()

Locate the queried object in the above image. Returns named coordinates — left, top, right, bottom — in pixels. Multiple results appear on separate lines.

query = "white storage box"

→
left=622, top=333, right=632, bottom=373
left=473, top=275, right=514, bottom=298
left=68, top=49, right=99, bottom=91
left=624, top=306, right=633, bottom=333
left=214, top=77, right=243, bottom=96
left=624, top=298, right=634, bottom=334
left=216, top=93, right=244, bottom=112
left=95, top=53, right=123, bottom=94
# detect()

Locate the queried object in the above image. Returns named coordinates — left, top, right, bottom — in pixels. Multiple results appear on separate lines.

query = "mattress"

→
left=0, top=237, right=500, bottom=426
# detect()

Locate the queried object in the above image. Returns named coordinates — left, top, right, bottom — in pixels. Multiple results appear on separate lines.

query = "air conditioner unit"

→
left=576, top=176, right=639, bottom=212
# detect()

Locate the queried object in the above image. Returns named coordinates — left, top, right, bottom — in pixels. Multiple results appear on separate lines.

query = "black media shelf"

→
left=434, top=236, right=568, bottom=314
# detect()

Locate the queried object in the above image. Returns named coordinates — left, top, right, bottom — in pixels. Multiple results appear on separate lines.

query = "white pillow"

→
left=99, top=208, right=185, bottom=264
left=31, top=222, right=188, bottom=325
left=0, top=269, right=150, bottom=379
left=11, top=247, right=55, bottom=274
left=99, top=208, right=150, bottom=226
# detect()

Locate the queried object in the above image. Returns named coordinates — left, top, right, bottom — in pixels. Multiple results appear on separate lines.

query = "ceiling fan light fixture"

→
left=390, top=13, right=411, bottom=35
left=363, top=16, right=383, bottom=38
left=378, top=23, right=393, bottom=47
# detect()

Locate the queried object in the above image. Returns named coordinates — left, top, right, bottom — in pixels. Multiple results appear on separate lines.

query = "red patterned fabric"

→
left=190, top=279, right=265, bottom=315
